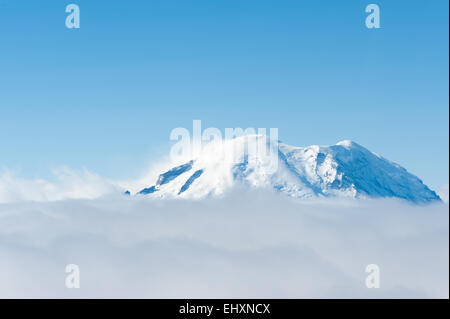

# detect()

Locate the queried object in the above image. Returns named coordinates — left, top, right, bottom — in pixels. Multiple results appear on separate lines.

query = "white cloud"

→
left=438, top=184, right=449, bottom=203
left=0, top=189, right=448, bottom=298
left=0, top=168, right=119, bottom=203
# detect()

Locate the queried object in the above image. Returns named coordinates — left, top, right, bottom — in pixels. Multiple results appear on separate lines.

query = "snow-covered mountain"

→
left=131, top=136, right=440, bottom=203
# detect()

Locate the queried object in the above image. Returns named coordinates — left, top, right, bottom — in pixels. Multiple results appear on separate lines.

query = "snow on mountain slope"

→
left=279, top=140, right=440, bottom=203
left=132, top=136, right=440, bottom=203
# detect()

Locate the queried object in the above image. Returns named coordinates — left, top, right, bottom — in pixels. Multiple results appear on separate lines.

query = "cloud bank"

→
left=0, top=168, right=118, bottom=203
left=0, top=188, right=448, bottom=298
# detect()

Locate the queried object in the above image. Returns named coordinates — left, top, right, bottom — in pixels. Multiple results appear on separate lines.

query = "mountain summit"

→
left=133, top=136, right=440, bottom=203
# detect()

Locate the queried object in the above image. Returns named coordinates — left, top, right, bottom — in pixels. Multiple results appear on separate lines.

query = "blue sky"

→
left=0, top=0, right=448, bottom=190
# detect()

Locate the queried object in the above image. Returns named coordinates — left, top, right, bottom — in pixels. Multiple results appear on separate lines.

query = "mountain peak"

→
left=336, top=140, right=362, bottom=149
left=133, top=137, right=440, bottom=203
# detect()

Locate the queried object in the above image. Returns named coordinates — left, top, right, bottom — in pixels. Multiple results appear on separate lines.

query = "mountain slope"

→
left=132, top=136, right=440, bottom=203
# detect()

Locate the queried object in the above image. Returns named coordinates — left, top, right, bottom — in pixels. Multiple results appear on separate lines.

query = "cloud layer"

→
left=0, top=168, right=118, bottom=203
left=0, top=189, right=448, bottom=298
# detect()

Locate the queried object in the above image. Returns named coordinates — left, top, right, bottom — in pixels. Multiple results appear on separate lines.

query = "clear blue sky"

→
left=0, top=0, right=448, bottom=190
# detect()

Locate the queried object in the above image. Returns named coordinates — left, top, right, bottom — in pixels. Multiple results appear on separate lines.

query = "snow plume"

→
left=0, top=190, right=448, bottom=298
